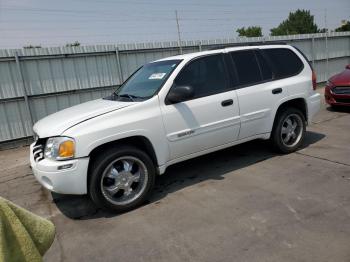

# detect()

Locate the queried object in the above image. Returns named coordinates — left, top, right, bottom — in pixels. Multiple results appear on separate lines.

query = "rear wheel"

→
left=271, top=107, right=306, bottom=153
left=89, top=146, right=155, bottom=212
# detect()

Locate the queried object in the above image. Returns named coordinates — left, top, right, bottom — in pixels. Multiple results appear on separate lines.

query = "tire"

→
left=271, top=107, right=306, bottom=153
left=89, top=145, right=155, bottom=212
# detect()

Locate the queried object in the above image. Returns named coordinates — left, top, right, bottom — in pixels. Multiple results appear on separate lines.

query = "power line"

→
left=3, top=5, right=347, bottom=17
left=0, top=15, right=289, bottom=24
left=0, top=23, right=239, bottom=31
left=1, top=1, right=348, bottom=47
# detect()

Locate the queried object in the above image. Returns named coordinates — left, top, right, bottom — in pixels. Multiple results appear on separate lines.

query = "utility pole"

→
left=175, top=10, right=183, bottom=54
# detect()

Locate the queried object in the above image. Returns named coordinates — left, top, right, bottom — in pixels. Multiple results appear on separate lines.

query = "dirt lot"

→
left=1, top=88, right=349, bottom=262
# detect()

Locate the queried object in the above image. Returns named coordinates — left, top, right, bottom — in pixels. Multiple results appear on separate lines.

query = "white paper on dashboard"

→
left=149, top=73, right=166, bottom=79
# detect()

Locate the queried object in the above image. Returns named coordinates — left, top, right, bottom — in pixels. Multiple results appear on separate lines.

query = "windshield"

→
left=112, top=59, right=182, bottom=101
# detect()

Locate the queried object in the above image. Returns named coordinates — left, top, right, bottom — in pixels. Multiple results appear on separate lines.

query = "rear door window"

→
left=256, top=51, right=273, bottom=81
left=263, top=48, right=303, bottom=78
left=230, top=50, right=261, bottom=86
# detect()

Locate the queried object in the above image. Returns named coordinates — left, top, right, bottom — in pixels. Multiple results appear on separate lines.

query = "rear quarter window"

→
left=263, top=48, right=304, bottom=79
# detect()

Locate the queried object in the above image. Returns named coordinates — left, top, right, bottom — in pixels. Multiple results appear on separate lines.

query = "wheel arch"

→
left=273, top=98, right=308, bottom=128
left=89, top=135, right=158, bottom=163
left=87, top=136, right=159, bottom=182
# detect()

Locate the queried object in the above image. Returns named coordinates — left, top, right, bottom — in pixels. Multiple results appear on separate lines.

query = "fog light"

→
left=57, top=164, right=73, bottom=170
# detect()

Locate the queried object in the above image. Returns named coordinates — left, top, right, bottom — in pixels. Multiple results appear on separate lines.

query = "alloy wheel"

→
left=100, top=156, right=148, bottom=205
left=280, top=113, right=303, bottom=148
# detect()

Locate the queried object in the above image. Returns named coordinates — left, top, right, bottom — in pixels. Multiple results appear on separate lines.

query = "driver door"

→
left=160, top=53, right=240, bottom=160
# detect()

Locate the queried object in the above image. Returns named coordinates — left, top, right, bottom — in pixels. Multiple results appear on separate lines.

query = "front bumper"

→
left=30, top=143, right=89, bottom=195
left=325, top=87, right=350, bottom=106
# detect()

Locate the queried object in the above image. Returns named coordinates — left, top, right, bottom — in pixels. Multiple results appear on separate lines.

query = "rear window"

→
left=263, top=48, right=303, bottom=78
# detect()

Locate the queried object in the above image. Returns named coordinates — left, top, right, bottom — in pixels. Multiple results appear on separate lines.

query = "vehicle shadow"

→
left=52, top=130, right=325, bottom=220
left=326, top=105, right=350, bottom=113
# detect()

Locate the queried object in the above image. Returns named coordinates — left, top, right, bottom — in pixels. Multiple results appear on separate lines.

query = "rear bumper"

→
left=30, top=143, right=89, bottom=195
left=307, top=92, right=321, bottom=123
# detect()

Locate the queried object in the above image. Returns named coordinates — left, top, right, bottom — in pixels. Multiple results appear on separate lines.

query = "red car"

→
left=325, top=65, right=350, bottom=107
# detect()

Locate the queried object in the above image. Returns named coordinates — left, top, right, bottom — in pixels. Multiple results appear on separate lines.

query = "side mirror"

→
left=346, top=64, right=350, bottom=70
left=167, top=85, right=194, bottom=104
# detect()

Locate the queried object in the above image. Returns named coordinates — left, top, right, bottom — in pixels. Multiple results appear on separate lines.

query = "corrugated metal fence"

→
left=1, top=32, right=350, bottom=145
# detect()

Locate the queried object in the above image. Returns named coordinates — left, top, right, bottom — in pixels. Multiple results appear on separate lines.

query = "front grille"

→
left=32, top=139, right=46, bottom=162
left=332, top=86, right=350, bottom=95
left=334, top=98, right=350, bottom=104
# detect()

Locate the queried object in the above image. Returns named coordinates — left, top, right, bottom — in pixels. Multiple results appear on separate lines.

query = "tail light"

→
left=312, top=70, right=317, bottom=90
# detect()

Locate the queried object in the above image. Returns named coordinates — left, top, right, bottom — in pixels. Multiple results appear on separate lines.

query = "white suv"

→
left=30, top=45, right=321, bottom=212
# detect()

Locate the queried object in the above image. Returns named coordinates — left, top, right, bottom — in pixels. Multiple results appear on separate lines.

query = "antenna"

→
left=175, top=10, right=183, bottom=54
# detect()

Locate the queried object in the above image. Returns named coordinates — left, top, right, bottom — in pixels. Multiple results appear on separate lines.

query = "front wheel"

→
left=271, top=107, right=306, bottom=153
left=89, top=146, right=155, bottom=212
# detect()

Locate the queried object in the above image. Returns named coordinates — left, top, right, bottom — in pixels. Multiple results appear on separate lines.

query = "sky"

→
left=0, top=0, right=349, bottom=49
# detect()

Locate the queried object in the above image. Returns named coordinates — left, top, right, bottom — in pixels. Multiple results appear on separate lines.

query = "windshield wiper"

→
left=118, top=94, right=135, bottom=101
left=116, top=93, right=147, bottom=102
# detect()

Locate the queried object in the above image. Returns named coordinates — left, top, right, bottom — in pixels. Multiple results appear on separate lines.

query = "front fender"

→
left=71, top=128, right=169, bottom=167
left=62, top=97, right=170, bottom=167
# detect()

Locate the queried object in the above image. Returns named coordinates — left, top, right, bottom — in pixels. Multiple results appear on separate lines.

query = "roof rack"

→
left=208, top=41, right=287, bottom=50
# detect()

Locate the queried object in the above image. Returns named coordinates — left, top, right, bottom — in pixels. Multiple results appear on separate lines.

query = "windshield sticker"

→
left=149, top=73, right=166, bottom=80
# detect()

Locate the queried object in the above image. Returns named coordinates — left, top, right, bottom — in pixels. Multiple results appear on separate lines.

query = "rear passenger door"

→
left=229, top=49, right=289, bottom=139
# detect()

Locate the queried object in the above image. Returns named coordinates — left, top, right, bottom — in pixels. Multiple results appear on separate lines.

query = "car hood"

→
left=329, top=69, right=350, bottom=86
left=33, top=98, right=135, bottom=138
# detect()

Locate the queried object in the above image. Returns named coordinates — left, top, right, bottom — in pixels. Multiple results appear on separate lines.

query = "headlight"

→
left=44, top=137, right=75, bottom=160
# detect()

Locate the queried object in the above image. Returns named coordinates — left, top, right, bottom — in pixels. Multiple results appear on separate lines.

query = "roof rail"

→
left=208, top=41, right=288, bottom=50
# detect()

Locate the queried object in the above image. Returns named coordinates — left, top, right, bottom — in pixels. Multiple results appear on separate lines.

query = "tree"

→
left=270, top=9, right=319, bottom=36
left=335, top=21, right=350, bottom=32
left=236, top=26, right=262, bottom=37
left=66, top=41, right=81, bottom=47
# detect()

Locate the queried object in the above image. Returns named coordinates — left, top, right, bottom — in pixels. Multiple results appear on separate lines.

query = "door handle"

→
left=272, top=88, right=282, bottom=94
left=221, top=99, right=233, bottom=107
